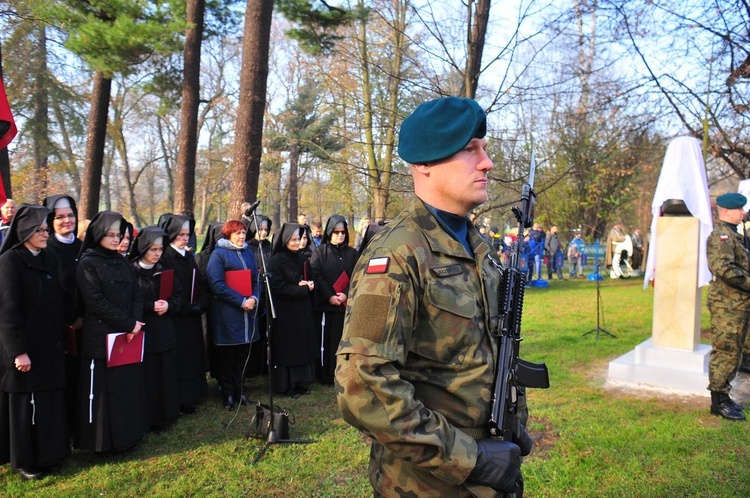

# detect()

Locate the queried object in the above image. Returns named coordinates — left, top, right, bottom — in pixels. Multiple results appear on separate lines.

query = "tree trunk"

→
left=463, top=0, right=491, bottom=99
left=31, top=26, right=49, bottom=201
left=174, top=0, right=206, bottom=217
left=79, top=72, right=111, bottom=219
left=288, top=142, right=299, bottom=221
left=157, top=117, right=174, bottom=210
left=230, top=0, right=274, bottom=219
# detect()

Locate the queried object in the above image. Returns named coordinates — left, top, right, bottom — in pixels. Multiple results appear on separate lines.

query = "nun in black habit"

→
left=268, top=223, right=317, bottom=396
left=245, top=215, right=271, bottom=377
left=43, top=194, right=84, bottom=436
left=158, top=214, right=207, bottom=413
left=309, top=215, right=358, bottom=384
left=0, top=204, right=70, bottom=480
left=129, top=227, right=181, bottom=431
left=75, top=211, right=148, bottom=453
left=194, top=221, right=224, bottom=380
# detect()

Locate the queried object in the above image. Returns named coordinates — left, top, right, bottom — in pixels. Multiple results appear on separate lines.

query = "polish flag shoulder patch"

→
left=720, top=235, right=729, bottom=241
left=366, top=257, right=389, bottom=274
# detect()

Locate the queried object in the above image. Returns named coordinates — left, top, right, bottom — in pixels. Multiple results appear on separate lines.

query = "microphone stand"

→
left=583, top=239, right=615, bottom=339
left=250, top=212, right=314, bottom=465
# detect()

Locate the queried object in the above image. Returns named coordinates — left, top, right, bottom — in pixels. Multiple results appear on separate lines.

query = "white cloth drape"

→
left=643, top=136, right=713, bottom=288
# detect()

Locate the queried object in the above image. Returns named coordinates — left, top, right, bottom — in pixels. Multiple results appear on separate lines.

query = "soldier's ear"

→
left=412, top=163, right=431, bottom=175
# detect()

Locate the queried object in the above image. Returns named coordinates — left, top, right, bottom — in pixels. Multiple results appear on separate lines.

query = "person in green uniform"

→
left=336, top=96, right=532, bottom=497
left=706, top=192, right=749, bottom=421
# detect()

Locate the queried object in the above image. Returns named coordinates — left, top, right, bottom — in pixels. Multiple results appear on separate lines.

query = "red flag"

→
left=0, top=171, right=5, bottom=207
left=0, top=77, right=17, bottom=150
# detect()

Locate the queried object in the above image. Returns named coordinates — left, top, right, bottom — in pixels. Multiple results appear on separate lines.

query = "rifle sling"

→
left=458, top=426, right=489, bottom=440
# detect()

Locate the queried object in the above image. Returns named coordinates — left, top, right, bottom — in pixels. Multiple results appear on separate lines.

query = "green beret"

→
left=398, top=97, right=487, bottom=164
left=716, top=192, right=747, bottom=209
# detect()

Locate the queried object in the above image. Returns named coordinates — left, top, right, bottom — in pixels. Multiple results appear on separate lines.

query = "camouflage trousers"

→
left=708, top=309, right=750, bottom=392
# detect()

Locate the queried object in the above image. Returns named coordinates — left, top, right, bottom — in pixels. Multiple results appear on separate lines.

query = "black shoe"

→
left=294, top=387, right=312, bottom=396
left=284, top=390, right=301, bottom=399
left=223, top=396, right=235, bottom=411
left=15, top=468, right=45, bottom=480
left=180, top=405, right=198, bottom=415
left=710, top=392, right=746, bottom=421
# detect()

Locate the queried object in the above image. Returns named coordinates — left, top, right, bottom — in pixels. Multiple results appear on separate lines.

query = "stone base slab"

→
left=607, top=338, right=710, bottom=396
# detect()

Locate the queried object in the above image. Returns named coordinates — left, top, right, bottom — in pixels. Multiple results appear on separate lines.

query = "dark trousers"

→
left=217, top=344, right=251, bottom=398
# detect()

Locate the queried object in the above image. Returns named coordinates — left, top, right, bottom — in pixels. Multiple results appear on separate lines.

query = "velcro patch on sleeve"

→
left=720, top=235, right=729, bottom=241
left=366, top=257, right=389, bottom=274
left=347, top=294, right=392, bottom=343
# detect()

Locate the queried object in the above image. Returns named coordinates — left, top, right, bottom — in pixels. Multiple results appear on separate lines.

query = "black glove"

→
left=468, top=439, right=522, bottom=494
left=512, top=418, right=533, bottom=456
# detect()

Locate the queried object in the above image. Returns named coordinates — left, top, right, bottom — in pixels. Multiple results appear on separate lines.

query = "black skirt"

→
left=0, top=389, right=70, bottom=469
left=173, top=315, right=208, bottom=407
left=75, top=359, right=148, bottom=453
left=143, top=350, right=180, bottom=430
left=316, top=311, right=345, bottom=384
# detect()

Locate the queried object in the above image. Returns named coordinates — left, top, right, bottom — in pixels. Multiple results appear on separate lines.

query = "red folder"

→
left=106, top=332, right=145, bottom=367
left=225, top=269, right=253, bottom=297
left=158, top=269, right=174, bottom=300
left=332, top=271, right=350, bottom=294
left=64, top=325, right=78, bottom=357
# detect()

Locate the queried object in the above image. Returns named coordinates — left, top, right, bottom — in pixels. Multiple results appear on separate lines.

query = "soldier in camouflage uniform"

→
left=706, top=192, right=748, bottom=421
left=336, top=97, right=531, bottom=497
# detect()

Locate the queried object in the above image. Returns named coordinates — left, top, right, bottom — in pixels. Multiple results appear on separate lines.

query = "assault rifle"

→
left=489, top=153, right=550, bottom=445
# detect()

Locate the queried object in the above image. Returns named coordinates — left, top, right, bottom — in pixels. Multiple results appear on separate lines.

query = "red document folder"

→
left=332, top=271, right=350, bottom=294
left=158, top=269, right=174, bottom=300
left=106, top=332, right=145, bottom=367
left=64, top=325, right=78, bottom=357
left=225, top=269, right=253, bottom=297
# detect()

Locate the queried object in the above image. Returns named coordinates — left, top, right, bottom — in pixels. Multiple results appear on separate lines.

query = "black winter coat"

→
left=309, top=242, right=358, bottom=313
left=268, top=249, right=316, bottom=366
left=0, top=248, right=66, bottom=392
left=131, top=261, right=180, bottom=353
left=77, top=246, right=144, bottom=359
left=46, top=236, right=83, bottom=325
left=161, top=246, right=200, bottom=314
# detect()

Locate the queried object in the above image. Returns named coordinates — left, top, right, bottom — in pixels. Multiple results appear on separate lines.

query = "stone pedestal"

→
left=607, top=216, right=708, bottom=396
left=607, top=339, right=710, bottom=396
left=652, top=217, right=701, bottom=350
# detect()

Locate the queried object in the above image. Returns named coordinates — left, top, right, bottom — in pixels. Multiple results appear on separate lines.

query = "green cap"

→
left=398, top=97, right=487, bottom=164
left=716, top=192, right=747, bottom=209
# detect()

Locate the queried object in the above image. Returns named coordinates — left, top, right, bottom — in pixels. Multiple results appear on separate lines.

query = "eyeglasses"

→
left=34, top=227, right=50, bottom=235
left=332, top=230, right=346, bottom=235
left=104, top=232, right=123, bottom=240
left=53, top=213, right=76, bottom=221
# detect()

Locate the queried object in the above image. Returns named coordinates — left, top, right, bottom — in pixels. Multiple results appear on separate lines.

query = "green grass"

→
left=3, top=278, right=749, bottom=497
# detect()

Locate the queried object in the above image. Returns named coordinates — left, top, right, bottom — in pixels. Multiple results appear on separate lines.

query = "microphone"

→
left=244, top=199, right=261, bottom=217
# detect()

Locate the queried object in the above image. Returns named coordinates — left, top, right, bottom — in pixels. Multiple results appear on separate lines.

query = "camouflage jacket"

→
left=336, top=197, right=501, bottom=497
left=706, top=221, right=750, bottom=311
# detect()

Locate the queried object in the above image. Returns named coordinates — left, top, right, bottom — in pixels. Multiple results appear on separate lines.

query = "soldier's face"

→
left=426, top=137, right=493, bottom=215
left=725, top=207, right=746, bottom=225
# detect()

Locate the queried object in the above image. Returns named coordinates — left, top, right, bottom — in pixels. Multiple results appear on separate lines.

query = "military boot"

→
left=710, top=391, right=746, bottom=421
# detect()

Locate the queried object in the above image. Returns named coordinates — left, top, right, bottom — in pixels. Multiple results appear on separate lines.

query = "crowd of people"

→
left=475, top=220, right=647, bottom=282
left=0, top=185, right=651, bottom=482
left=0, top=192, right=373, bottom=480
